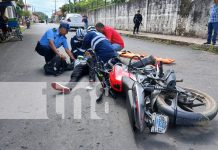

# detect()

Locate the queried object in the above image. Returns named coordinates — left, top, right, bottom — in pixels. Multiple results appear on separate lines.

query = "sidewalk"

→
left=117, top=30, right=218, bottom=53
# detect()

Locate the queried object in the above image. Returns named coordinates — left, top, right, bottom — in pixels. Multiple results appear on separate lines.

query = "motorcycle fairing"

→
left=109, top=64, right=135, bottom=92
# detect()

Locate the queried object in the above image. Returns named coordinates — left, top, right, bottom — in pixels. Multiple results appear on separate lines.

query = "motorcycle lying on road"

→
left=91, top=51, right=218, bottom=134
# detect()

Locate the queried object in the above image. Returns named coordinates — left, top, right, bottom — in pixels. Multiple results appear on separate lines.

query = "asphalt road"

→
left=0, top=23, right=218, bottom=150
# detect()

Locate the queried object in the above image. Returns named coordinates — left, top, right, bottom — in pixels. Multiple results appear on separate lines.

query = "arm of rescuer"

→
left=49, top=40, right=67, bottom=60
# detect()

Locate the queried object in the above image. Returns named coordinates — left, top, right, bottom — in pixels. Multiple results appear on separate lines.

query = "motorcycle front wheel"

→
left=156, top=87, right=218, bottom=125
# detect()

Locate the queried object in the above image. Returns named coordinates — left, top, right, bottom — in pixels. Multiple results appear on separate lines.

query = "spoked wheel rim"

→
left=156, top=87, right=218, bottom=125
left=162, top=88, right=209, bottom=113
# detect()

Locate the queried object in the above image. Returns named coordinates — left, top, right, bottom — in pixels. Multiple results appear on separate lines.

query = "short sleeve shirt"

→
left=209, top=4, right=218, bottom=23
left=39, top=29, right=69, bottom=49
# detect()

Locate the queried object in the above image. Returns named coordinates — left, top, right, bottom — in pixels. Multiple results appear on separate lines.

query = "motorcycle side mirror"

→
left=164, top=69, right=176, bottom=89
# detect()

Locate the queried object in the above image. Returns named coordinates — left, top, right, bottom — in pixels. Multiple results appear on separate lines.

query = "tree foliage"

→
left=33, top=12, right=48, bottom=20
left=60, top=0, right=127, bottom=15
left=16, top=0, right=25, bottom=9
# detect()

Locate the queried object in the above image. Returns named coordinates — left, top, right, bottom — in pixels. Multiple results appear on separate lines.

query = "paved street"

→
left=0, top=23, right=218, bottom=150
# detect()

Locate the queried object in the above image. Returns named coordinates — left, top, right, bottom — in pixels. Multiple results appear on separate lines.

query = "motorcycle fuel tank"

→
left=109, top=64, right=135, bottom=92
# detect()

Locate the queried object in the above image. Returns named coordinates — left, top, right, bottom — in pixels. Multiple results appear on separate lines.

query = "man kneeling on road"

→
left=35, top=22, right=75, bottom=63
left=70, top=28, right=86, bottom=60
left=51, top=27, right=118, bottom=94
left=95, top=22, right=124, bottom=51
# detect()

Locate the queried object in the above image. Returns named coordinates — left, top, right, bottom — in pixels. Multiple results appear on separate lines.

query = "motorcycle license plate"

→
left=151, top=113, right=169, bottom=134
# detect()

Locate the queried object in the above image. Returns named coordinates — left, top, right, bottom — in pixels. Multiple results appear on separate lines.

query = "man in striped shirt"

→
left=204, top=0, right=218, bottom=45
left=81, top=29, right=117, bottom=63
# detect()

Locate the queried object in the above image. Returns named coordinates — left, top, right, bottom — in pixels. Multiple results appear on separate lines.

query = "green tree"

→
left=60, top=0, right=114, bottom=14
left=33, top=12, right=48, bottom=20
left=16, top=10, right=31, bottom=18
left=16, top=0, right=25, bottom=9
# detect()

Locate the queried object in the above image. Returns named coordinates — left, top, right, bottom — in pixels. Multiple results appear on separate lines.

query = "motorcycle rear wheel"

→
left=156, top=87, right=218, bottom=125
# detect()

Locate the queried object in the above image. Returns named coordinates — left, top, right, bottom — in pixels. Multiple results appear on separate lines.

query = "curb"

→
left=119, top=32, right=218, bottom=54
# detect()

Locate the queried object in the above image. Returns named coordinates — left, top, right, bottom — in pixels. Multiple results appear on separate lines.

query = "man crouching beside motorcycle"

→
left=51, top=26, right=118, bottom=94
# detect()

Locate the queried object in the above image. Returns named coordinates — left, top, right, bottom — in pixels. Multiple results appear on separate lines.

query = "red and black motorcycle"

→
left=92, top=52, right=218, bottom=134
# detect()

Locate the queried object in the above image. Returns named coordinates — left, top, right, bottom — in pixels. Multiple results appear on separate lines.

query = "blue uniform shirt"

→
left=82, top=31, right=117, bottom=63
left=209, top=4, right=218, bottom=23
left=39, top=28, right=69, bottom=49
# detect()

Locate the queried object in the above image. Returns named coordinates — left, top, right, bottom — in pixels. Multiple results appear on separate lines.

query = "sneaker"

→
left=212, top=43, right=216, bottom=46
left=51, top=82, right=71, bottom=94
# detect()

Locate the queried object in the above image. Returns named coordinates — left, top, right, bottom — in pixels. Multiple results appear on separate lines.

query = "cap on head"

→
left=76, top=28, right=86, bottom=40
left=59, top=22, right=70, bottom=31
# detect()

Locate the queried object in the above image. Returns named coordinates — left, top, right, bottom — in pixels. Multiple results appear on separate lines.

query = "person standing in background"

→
left=82, top=15, right=88, bottom=29
left=204, top=0, right=218, bottom=45
left=133, top=10, right=143, bottom=34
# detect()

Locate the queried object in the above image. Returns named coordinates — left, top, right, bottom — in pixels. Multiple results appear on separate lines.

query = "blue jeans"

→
left=112, top=44, right=123, bottom=52
left=207, top=22, right=218, bottom=44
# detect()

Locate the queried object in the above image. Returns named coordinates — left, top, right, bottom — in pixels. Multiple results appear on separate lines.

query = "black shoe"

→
left=213, top=43, right=216, bottom=46
left=133, top=32, right=135, bottom=34
left=203, top=42, right=211, bottom=45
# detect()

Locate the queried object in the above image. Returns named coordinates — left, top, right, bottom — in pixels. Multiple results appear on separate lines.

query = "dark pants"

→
left=207, top=22, right=218, bottom=44
left=35, top=42, right=56, bottom=63
left=134, top=23, right=140, bottom=34
left=68, top=57, right=95, bottom=89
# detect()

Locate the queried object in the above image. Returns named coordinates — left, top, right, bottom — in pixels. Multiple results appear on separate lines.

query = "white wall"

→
left=87, top=0, right=213, bottom=38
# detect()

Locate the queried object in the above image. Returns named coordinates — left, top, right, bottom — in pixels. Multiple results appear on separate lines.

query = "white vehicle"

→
left=61, top=13, right=84, bottom=30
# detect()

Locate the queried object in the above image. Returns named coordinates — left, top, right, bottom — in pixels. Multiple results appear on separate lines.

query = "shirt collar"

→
left=56, top=29, right=67, bottom=39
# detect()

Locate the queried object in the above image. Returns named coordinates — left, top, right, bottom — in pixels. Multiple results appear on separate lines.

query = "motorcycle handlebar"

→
left=143, top=85, right=165, bottom=92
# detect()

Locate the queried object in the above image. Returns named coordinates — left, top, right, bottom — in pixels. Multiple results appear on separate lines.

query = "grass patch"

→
left=121, top=32, right=218, bottom=54
left=20, top=26, right=25, bottom=32
left=191, top=44, right=218, bottom=54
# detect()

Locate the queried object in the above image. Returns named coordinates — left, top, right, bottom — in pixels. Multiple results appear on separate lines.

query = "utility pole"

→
left=25, top=0, right=27, bottom=11
left=55, top=0, right=57, bottom=14
left=69, top=0, right=71, bottom=13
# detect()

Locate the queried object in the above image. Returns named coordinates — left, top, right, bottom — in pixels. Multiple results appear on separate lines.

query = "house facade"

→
left=0, top=0, right=17, bottom=18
